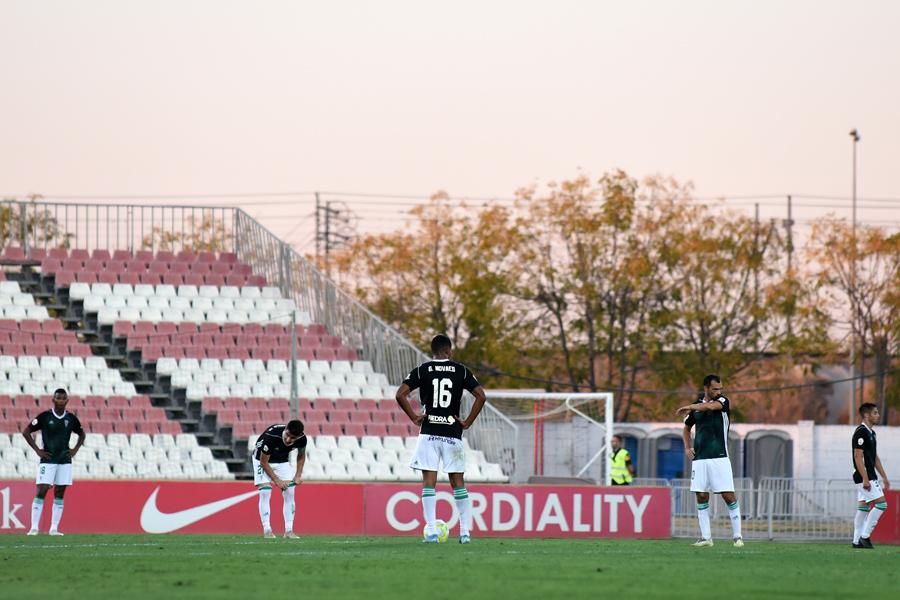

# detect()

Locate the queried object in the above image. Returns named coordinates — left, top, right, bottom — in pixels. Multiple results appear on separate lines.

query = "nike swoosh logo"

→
left=140, top=486, right=260, bottom=533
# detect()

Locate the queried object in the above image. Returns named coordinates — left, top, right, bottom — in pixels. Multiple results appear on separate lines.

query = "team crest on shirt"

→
left=858, top=438, right=864, bottom=445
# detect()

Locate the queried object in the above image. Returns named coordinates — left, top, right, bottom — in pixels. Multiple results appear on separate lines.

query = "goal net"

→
left=462, top=391, right=614, bottom=485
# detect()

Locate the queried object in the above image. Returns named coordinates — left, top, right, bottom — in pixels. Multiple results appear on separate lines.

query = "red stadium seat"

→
left=387, top=423, right=411, bottom=438
left=170, top=262, right=190, bottom=274
left=136, top=421, right=161, bottom=435
left=197, top=251, right=216, bottom=263
left=106, top=395, right=130, bottom=409
left=219, top=252, right=237, bottom=263
left=40, top=258, right=63, bottom=274
left=314, top=348, right=337, bottom=361
left=159, top=421, right=182, bottom=435
left=48, top=247, right=68, bottom=260
left=191, top=262, right=212, bottom=274
left=365, top=423, right=389, bottom=437
left=148, top=261, right=168, bottom=274
left=162, top=273, right=184, bottom=287
left=69, top=344, right=93, bottom=357
left=89, top=421, right=115, bottom=434
left=84, top=259, right=105, bottom=272
left=205, top=273, right=226, bottom=287
left=135, top=250, right=155, bottom=262
left=41, top=319, right=64, bottom=333
left=371, top=411, right=394, bottom=425
left=319, top=423, right=343, bottom=437
left=225, top=274, right=246, bottom=287
left=343, top=424, right=366, bottom=438
left=97, top=271, right=118, bottom=285
left=47, top=343, right=68, bottom=356
left=115, top=422, right=141, bottom=434
left=69, top=248, right=90, bottom=261
left=335, top=347, right=358, bottom=361
left=211, top=262, right=232, bottom=275
left=155, top=250, right=175, bottom=262
left=176, top=250, right=196, bottom=263
left=357, top=399, right=377, bottom=412
left=112, top=249, right=132, bottom=261
left=119, top=272, right=140, bottom=286
left=139, top=272, right=162, bottom=286
left=0, top=395, right=12, bottom=407
left=247, top=275, right=267, bottom=286
left=91, top=249, right=111, bottom=262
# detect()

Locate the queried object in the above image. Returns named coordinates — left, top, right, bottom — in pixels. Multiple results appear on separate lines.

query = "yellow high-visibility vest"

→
left=610, top=448, right=633, bottom=483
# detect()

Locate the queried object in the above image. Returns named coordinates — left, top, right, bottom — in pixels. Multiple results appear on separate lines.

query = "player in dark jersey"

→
left=21, top=388, right=85, bottom=536
left=252, top=420, right=307, bottom=538
left=677, top=374, right=743, bottom=548
left=396, top=334, right=487, bottom=544
left=851, top=403, right=890, bottom=549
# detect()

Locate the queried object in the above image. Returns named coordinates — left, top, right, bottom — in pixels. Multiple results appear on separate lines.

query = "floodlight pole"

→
left=849, top=129, right=860, bottom=421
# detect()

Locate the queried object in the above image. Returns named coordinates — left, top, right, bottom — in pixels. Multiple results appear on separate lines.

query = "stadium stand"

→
left=0, top=246, right=508, bottom=483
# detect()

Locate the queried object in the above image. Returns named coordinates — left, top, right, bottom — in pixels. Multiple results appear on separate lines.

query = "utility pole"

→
left=784, top=195, right=794, bottom=339
left=314, top=196, right=358, bottom=277
left=849, top=129, right=860, bottom=421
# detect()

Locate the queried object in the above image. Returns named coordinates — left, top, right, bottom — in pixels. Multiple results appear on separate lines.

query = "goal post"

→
left=464, top=391, right=615, bottom=485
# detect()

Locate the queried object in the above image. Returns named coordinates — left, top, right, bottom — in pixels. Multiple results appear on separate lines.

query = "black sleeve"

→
left=402, top=366, right=422, bottom=391
left=29, top=412, right=46, bottom=432
left=463, top=368, right=480, bottom=393
left=71, top=414, right=84, bottom=435
left=683, top=412, right=695, bottom=428
left=718, top=396, right=730, bottom=414
left=297, top=436, right=308, bottom=452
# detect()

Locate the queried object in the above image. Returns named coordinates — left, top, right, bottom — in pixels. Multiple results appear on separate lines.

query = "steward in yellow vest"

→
left=610, top=434, right=634, bottom=485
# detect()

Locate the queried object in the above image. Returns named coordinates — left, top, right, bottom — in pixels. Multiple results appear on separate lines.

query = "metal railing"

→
left=0, top=199, right=426, bottom=384
left=669, top=477, right=855, bottom=541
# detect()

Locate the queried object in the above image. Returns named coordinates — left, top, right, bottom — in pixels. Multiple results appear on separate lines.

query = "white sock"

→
left=727, top=500, right=741, bottom=539
left=454, top=487, right=471, bottom=536
left=258, top=487, right=272, bottom=531
left=50, top=498, right=64, bottom=531
left=422, top=487, right=436, bottom=533
left=282, top=485, right=296, bottom=533
left=854, top=506, right=870, bottom=543
left=863, top=502, right=887, bottom=538
left=30, top=498, right=44, bottom=532
left=697, top=502, right=711, bottom=540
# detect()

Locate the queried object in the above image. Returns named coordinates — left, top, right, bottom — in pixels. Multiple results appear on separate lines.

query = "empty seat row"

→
left=183, top=382, right=392, bottom=401
left=95, top=307, right=310, bottom=327
left=0, top=380, right=137, bottom=397
left=0, top=393, right=152, bottom=409
left=54, top=271, right=267, bottom=288
left=42, top=258, right=253, bottom=275
left=140, top=343, right=353, bottom=362
left=0, top=306, right=50, bottom=320
left=6, top=247, right=240, bottom=264
left=0, top=355, right=111, bottom=371
left=84, top=295, right=294, bottom=313
left=73, top=283, right=286, bottom=301
left=156, top=357, right=382, bottom=379
left=113, top=320, right=327, bottom=338
left=70, top=283, right=283, bottom=301
left=0, top=330, right=78, bottom=344
left=0, top=317, right=65, bottom=333
left=170, top=369, right=383, bottom=389
left=201, top=397, right=396, bottom=413
left=0, top=292, right=36, bottom=306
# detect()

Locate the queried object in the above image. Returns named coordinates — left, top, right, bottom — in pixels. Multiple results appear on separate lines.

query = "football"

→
left=423, top=519, right=450, bottom=543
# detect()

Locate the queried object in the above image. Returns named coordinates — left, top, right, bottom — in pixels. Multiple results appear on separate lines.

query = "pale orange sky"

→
left=1, top=0, right=899, bottom=252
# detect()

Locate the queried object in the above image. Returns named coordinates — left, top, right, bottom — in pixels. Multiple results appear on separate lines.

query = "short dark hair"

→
left=53, top=388, right=68, bottom=397
left=703, top=374, right=721, bottom=387
left=286, top=420, right=304, bottom=436
left=431, top=334, right=452, bottom=355
left=612, top=434, right=623, bottom=443
left=859, top=403, right=878, bottom=418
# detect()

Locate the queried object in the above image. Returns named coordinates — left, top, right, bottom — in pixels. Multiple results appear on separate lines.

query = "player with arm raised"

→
left=676, top=374, right=743, bottom=548
left=252, top=419, right=306, bottom=539
left=22, top=388, right=85, bottom=536
left=396, top=334, right=487, bottom=544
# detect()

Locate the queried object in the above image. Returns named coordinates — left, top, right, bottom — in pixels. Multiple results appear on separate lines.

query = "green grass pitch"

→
left=1, top=535, right=897, bottom=599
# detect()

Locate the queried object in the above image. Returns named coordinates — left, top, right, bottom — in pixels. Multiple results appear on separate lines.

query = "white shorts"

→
left=252, top=458, right=295, bottom=486
left=410, top=434, right=466, bottom=474
left=36, top=463, right=73, bottom=486
left=856, top=479, right=885, bottom=503
left=690, top=457, right=735, bottom=493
